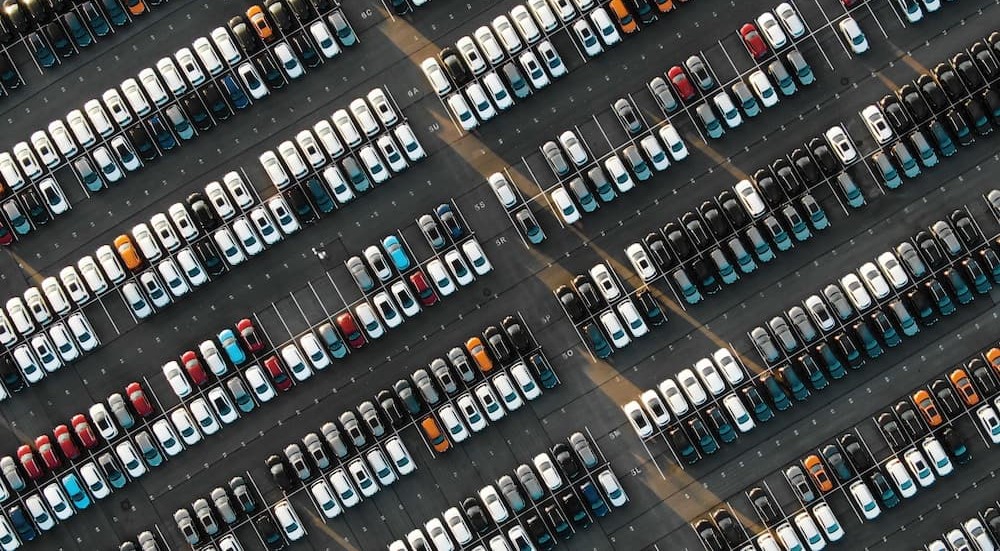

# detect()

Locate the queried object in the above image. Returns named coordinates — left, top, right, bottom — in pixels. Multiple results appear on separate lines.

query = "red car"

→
left=237, top=318, right=265, bottom=352
left=841, top=0, right=857, bottom=5
left=740, top=23, right=768, bottom=59
left=71, top=414, right=99, bottom=449
left=0, top=220, right=12, bottom=246
left=181, top=351, right=208, bottom=386
left=263, top=355, right=292, bottom=391
left=53, top=425, right=80, bottom=460
left=336, top=312, right=366, bottom=349
left=126, top=382, right=154, bottom=417
left=667, top=66, right=696, bottom=101
left=409, top=271, right=439, bottom=307
left=17, top=445, right=43, bottom=480
left=34, top=435, right=61, bottom=470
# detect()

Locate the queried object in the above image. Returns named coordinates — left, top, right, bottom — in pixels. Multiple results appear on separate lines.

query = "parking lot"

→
left=0, top=0, right=998, bottom=550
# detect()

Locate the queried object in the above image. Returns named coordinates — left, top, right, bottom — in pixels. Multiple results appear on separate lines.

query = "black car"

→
left=667, top=425, right=698, bottom=464
left=930, top=379, right=963, bottom=417
left=483, top=325, right=513, bottom=364
left=525, top=514, right=555, bottom=550
left=808, top=137, right=838, bottom=176
left=691, top=257, right=721, bottom=294
left=194, top=240, right=227, bottom=277
left=941, top=427, right=972, bottom=464
left=916, top=74, right=949, bottom=113
left=4, top=1, right=31, bottom=34
left=967, top=358, right=997, bottom=396
left=559, top=490, right=590, bottom=528
left=127, top=125, right=158, bottom=161
left=440, top=46, right=471, bottom=86
left=876, top=412, right=907, bottom=449
left=983, top=88, right=1000, bottom=125
left=971, top=41, right=1000, bottom=82
left=914, top=230, right=945, bottom=269
left=964, top=97, right=993, bottom=137
left=694, top=519, right=726, bottom=551
left=501, top=315, right=534, bottom=354
left=257, top=54, right=285, bottom=90
left=289, top=34, right=320, bottom=68
left=944, top=108, right=974, bottom=146
left=571, top=275, right=603, bottom=312
left=555, top=285, right=586, bottom=322
left=699, top=201, right=730, bottom=238
left=187, top=192, right=220, bottom=231
left=711, top=508, right=744, bottom=547
left=309, top=0, right=334, bottom=10
left=833, top=331, right=863, bottom=369
left=286, top=186, right=316, bottom=223
left=949, top=209, right=982, bottom=248
left=897, top=83, right=930, bottom=122
left=985, top=507, right=1000, bottom=539
left=933, top=62, right=966, bottom=101
left=644, top=232, right=675, bottom=269
left=228, top=16, right=260, bottom=54
left=630, top=0, right=658, bottom=25
left=285, top=0, right=313, bottom=20
left=264, top=0, right=295, bottom=33
left=44, top=21, right=73, bottom=58
left=0, top=356, right=25, bottom=392
left=753, top=168, right=785, bottom=206
left=635, top=290, right=667, bottom=326
left=265, top=454, right=295, bottom=490
left=869, top=471, right=899, bottom=508
left=199, top=83, right=231, bottom=122
left=182, top=95, right=213, bottom=132
left=0, top=55, right=19, bottom=90
left=22, top=191, right=49, bottom=226
left=893, top=400, right=926, bottom=439
left=878, top=94, right=912, bottom=134
left=770, top=158, right=803, bottom=195
left=681, top=212, right=710, bottom=249
left=553, top=443, right=582, bottom=480
left=376, top=390, right=405, bottom=428
left=664, top=222, right=695, bottom=260
left=7, top=505, right=35, bottom=543
left=256, top=515, right=283, bottom=550
left=748, top=487, right=780, bottom=525
left=718, top=190, right=749, bottom=228
left=838, top=432, right=873, bottom=473
left=23, top=0, right=52, bottom=24
left=951, top=52, right=984, bottom=91
left=461, top=497, right=490, bottom=533
left=789, top=148, right=819, bottom=186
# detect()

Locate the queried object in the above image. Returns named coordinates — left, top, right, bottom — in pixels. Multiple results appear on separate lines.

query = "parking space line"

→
left=812, top=0, right=853, bottom=58
left=790, top=0, right=836, bottom=70
left=520, top=157, right=564, bottom=229
left=866, top=0, right=896, bottom=36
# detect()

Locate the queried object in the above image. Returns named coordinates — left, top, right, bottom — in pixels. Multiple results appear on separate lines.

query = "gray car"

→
left=542, top=141, right=569, bottom=176
left=339, top=411, right=366, bottom=448
left=394, top=379, right=422, bottom=415
left=786, top=306, right=817, bottom=342
left=768, top=316, right=798, bottom=352
left=1, top=456, right=23, bottom=492
left=649, top=76, right=678, bottom=112
left=226, top=377, right=254, bottom=413
left=622, top=145, right=650, bottom=181
left=137, top=530, right=159, bottom=551
left=515, top=464, right=545, bottom=501
left=284, top=443, right=312, bottom=481
left=418, top=214, right=446, bottom=250
left=347, top=256, right=373, bottom=292
left=613, top=98, right=642, bottom=134
left=498, top=474, right=526, bottom=512
left=569, top=432, right=598, bottom=468
left=894, top=242, right=926, bottom=277
left=174, top=508, right=199, bottom=545
left=108, top=393, right=135, bottom=430
left=685, top=55, right=714, bottom=90
left=931, top=220, right=962, bottom=256
left=302, top=432, right=330, bottom=470
left=210, top=487, right=237, bottom=525
left=785, top=465, right=816, bottom=502
left=320, top=422, right=349, bottom=459
left=192, top=498, right=219, bottom=536
left=412, top=368, right=440, bottom=405
left=358, top=400, right=385, bottom=438
left=447, top=347, right=475, bottom=382
left=430, top=358, right=458, bottom=394
left=229, top=476, right=256, bottom=514
left=751, top=326, right=780, bottom=363
left=822, top=284, right=854, bottom=320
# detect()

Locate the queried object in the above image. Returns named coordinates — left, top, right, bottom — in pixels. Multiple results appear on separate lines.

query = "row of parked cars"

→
left=176, top=494, right=305, bottom=551
left=0, top=310, right=98, bottom=396
left=389, top=431, right=625, bottom=551
left=924, top=501, right=1000, bottom=551
left=0, top=381, right=156, bottom=546
left=257, top=86, right=422, bottom=194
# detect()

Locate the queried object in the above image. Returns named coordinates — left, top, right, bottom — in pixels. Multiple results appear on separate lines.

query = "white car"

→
left=492, top=15, right=524, bottom=54
left=510, top=5, right=541, bottom=43
left=137, top=68, right=169, bottom=106
left=573, top=18, right=603, bottom=57
left=359, top=145, right=390, bottom=184
left=723, top=393, right=755, bottom=432
left=59, top=266, right=90, bottom=305
left=625, top=243, right=656, bottom=282
left=322, top=166, right=354, bottom=204
left=138, top=272, right=170, bottom=309
left=310, top=480, right=343, bottom=519
left=640, top=134, right=669, bottom=171
left=80, top=462, right=110, bottom=500
left=92, top=146, right=122, bottom=183
left=232, top=218, right=263, bottom=257
left=294, top=130, right=326, bottom=169
left=537, top=40, right=566, bottom=78
left=875, top=252, right=909, bottom=289
left=526, top=0, right=558, bottom=31
left=199, top=340, right=228, bottom=376
left=509, top=363, right=541, bottom=400
left=589, top=263, right=620, bottom=301
left=860, top=105, right=892, bottom=144
left=457, top=393, right=487, bottom=432
left=89, top=403, right=118, bottom=440
left=47, top=120, right=78, bottom=158
left=102, top=88, right=134, bottom=126
left=281, top=344, right=313, bottom=382
left=903, top=448, right=935, bottom=487
left=748, top=69, right=779, bottom=108
left=811, top=502, right=844, bottom=541
left=67, top=312, right=98, bottom=352
left=439, top=404, right=469, bottom=442
left=310, top=20, right=342, bottom=59
left=349, top=98, right=380, bottom=137
left=274, top=501, right=305, bottom=541
left=839, top=17, right=869, bottom=54
left=420, top=57, right=452, bottom=96
left=6, top=297, right=35, bottom=335
left=274, top=42, right=303, bottom=79
left=210, top=27, right=241, bottom=65
left=493, top=371, right=525, bottom=409
left=479, top=485, right=509, bottom=523
left=259, top=151, right=290, bottom=189
left=132, top=223, right=162, bottom=261
left=121, top=78, right=152, bottom=116
left=208, top=387, right=239, bottom=424
left=920, top=436, right=953, bottom=476
left=249, top=207, right=284, bottom=245
left=268, top=196, right=301, bottom=234
left=757, top=12, right=788, bottom=49
left=519, top=50, right=550, bottom=88
left=425, top=518, right=453, bottom=551
left=355, top=302, right=385, bottom=339
left=447, top=93, right=478, bottom=131
left=885, top=458, right=917, bottom=498
left=245, top=364, right=276, bottom=403
left=775, top=522, right=805, bottom=551
left=385, top=436, right=415, bottom=475
left=299, top=332, right=331, bottom=369
left=639, top=389, right=671, bottom=426
left=155, top=57, right=187, bottom=95
left=314, top=120, right=345, bottom=158
left=214, top=228, right=246, bottom=266
left=597, top=469, right=627, bottom=506
left=473, top=26, right=505, bottom=64
left=40, top=277, right=69, bottom=316
left=43, top=483, right=74, bottom=520
left=66, top=109, right=95, bottom=148
left=158, top=259, right=190, bottom=297
left=858, top=263, right=890, bottom=300
left=605, top=154, right=634, bottom=192
left=617, top=299, right=648, bottom=338
left=110, top=135, right=141, bottom=171
left=332, top=108, right=363, bottom=148
left=393, top=123, right=425, bottom=161
left=658, top=123, right=688, bottom=160
left=13, top=345, right=43, bottom=383
left=30, top=130, right=61, bottom=168
left=677, top=368, right=708, bottom=405
left=163, top=360, right=192, bottom=398
left=174, top=47, right=206, bottom=86
left=824, top=124, right=857, bottom=163
left=329, top=469, right=360, bottom=507
left=31, top=333, right=61, bottom=372
left=465, top=82, right=497, bottom=121
left=376, top=135, right=408, bottom=173
left=277, top=141, right=308, bottom=180
left=443, top=249, right=474, bottom=286
left=456, top=36, right=488, bottom=75
left=735, top=180, right=766, bottom=218
left=152, top=419, right=184, bottom=456
left=223, top=171, right=254, bottom=209
left=12, top=142, right=40, bottom=181
left=712, top=348, right=744, bottom=385
left=532, top=452, right=563, bottom=490
left=849, top=480, right=880, bottom=519
left=461, top=239, right=492, bottom=275
left=600, top=311, right=630, bottom=348
left=116, top=441, right=147, bottom=478
left=189, top=398, right=220, bottom=435
left=238, top=62, right=269, bottom=99
left=193, top=36, right=224, bottom=75
left=657, top=379, right=689, bottom=416
left=963, top=518, right=994, bottom=551
left=205, top=182, right=236, bottom=220
left=694, top=358, right=726, bottom=395
left=426, top=259, right=456, bottom=296
left=389, top=281, right=421, bottom=317
left=168, top=203, right=199, bottom=241
left=713, top=91, right=743, bottom=128
left=0, top=311, right=15, bottom=348
left=488, top=172, right=518, bottom=208
left=474, top=382, right=505, bottom=422
left=590, top=7, right=620, bottom=46
left=550, top=187, right=580, bottom=224
left=839, top=273, right=872, bottom=310
left=176, top=248, right=208, bottom=287
left=775, top=3, right=806, bottom=38
left=558, top=130, right=588, bottom=166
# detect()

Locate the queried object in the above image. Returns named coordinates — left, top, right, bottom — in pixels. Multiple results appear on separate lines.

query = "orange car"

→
left=653, top=0, right=674, bottom=12
left=246, top=6, right=273, bottom=41
left=123, top=0, right=147, bottom=16
left=420, top=417, right=449, bottom=453
left=114, top=235, right=143, bottom=271
left=608, top=0, right=638, bottom=34
left=803, top=455, right=832, bottom=492
left=912, top=390, right=942, bottom=426
left=986, top=348, right=1000, bottom=373
left=949, top=368, right=980, bottom=406
left=465, top=337, right=493, bottom=373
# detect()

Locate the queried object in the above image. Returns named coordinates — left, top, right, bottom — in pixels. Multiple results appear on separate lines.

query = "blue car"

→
left=381, top=235, right=411, bottom=271
left=222, top=75, right=250, bottom=110
left=148, top=115, right=177, bottom=151
left=579, top=482, right=609, bottom=517
left=28, top=34, right=56, bottom=68
left=102, top=0, right=128, bottom=26
left=585, top=324, right=612, bottom=359
left=218, top=329, right=246, bottom=365
left=435, top=203, right=464, bottom=239
left=64, top=12, right=93, bottom=48
left=83, top=4, right=110, bottom=37
left=62, top=473, right=91, bottom=509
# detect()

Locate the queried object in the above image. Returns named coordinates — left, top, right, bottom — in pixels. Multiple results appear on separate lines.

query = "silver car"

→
left=894, top=242, right=926, bottom=277
left=768, top=316, right=798, bottom=352
left=320, top=422, right=349, bottom=459
left=192, top=498, right=219, bottom=536
left=412, top=368, right=440, bottom=405
left=430, top=359, right=458, bottom=394
left=303, top=432, right=330, bottom=470
left=447, top=347, right=475, bottom=382
left=339, top=411, right=366, bottom=448
left=786, top=465, right=816, bottom=502
left=347, top=256, right=373, bottom=291
left=821, top=284, right=854, bottom=320
left=542, top=141, right=569, bottom=176
left=786, top=307, right=817, bottom=342
left=649, top=76, right=678, bottom=112
left=685, top=55, right=714, bottom=90
left=211, top=487, right=237, bottom=525
left=930, top=220, right=962, bottom=256
left=174, top=508, right=199, bottom=545
left=751, top=327, right=780, bottom=362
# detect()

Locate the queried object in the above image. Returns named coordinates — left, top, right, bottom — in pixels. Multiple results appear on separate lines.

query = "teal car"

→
left=746, top=227, right=775, bottom=262
left=798, top=354, right=828, bottom=390
left=815, top=343, right=846, bottom=379
left=710, top=249, right=738, bottom=284
left=872, top=152, right=901, bottom=189
left=165, top=105, right=195, bottom=141
left=728, top=238, right=757, bottom=273
left=697, top=104, right=725, bottom=139
left=909, top=130, right=938, bottom=168
left=761, top=374, right=791, bottom=411
left=306, top=178, right=335, bottom=214
left=801, top=195, right=829, bottom=230
left=963, top=258, right=992, bottom=294
left=927, top=121, right=956, bottom=157
left=62, top=473, right=91, bottom=509
left=778, top=365, right=810, bottom=401
left=945, top=268, right=973, bottom=305
left=783, top=206, right=812, bottom=242
left=3, top=200, right=31, bottom=235
left=744, top=387, right=775, bottom=421
left=381, top=235, right=411, bottom=271
left=836, top=173, right=866, bottom=208
left=585, top=324, right=612, bottom=359
left=763, top=216, right=793, bottom=251
left=516, top=209, right=545, bottom=244
left=891, top=142, right=921, bottom=179
left=787, top=50, right=815, bottom=86
left=769, top=60, right=797, bottom=96
left=673, top=268, right=703, bottom=305
left=852, top=321, right=883, bottom=359
left=888, top=300, right=919, bottom=337
left=218, top=329, right=246, bottom=365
